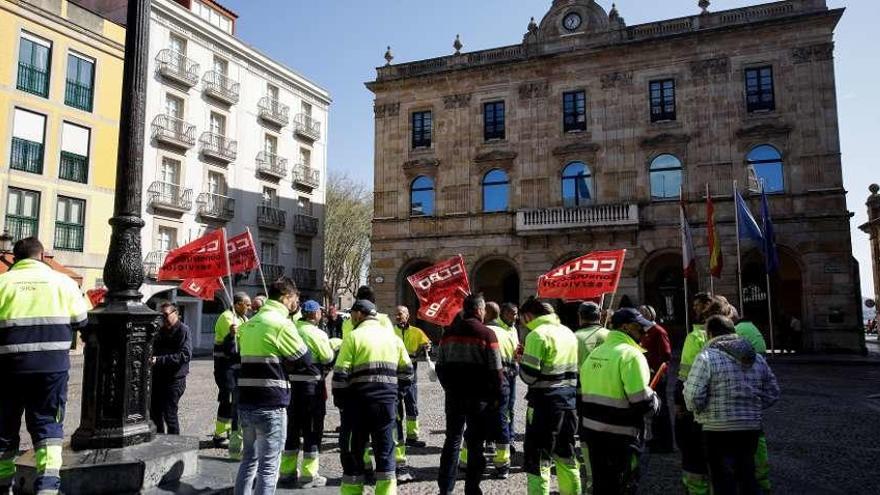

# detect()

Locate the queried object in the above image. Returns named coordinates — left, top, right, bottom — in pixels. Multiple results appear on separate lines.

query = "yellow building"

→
left=0, top=0, right=123, bottom=289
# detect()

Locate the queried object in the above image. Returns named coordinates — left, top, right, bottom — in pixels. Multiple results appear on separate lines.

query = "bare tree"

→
left=323, top=173, right=372, bottom=307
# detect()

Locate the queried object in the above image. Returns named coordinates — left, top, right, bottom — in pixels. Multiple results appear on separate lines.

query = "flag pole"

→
left=221, top=228, right=236, bottom=327
left=246, top=227, right=269, bottom=295
left=761, top=180, right=776, bottom=355
left=734, top=180, right=745, bottom=318
left=706, top=182, right=715, bottom=294
left=681, top=185, right=692, bottom=334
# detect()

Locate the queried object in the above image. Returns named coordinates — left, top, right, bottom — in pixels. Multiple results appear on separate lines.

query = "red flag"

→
left=537, top=250, right=626, bottom=301
left=179, top=277, right=224, bottom=301
left=407, top=255, right=471, bottom=326
left=158, top=229, right=227, bottom=281
left=707, top=190, right=723, bottom=278
left=86, top=287, right=108, bottom=307
left=227, top=231, right=258, bottom=275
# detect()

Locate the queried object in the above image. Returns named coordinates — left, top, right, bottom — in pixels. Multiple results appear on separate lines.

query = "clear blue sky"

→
left=223, top=0, right=879, bottom=297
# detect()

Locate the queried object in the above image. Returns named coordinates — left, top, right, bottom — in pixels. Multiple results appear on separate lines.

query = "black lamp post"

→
left=71, top=0, right=161, bottom=451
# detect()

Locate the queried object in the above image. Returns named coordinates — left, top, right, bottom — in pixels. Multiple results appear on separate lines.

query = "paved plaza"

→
left=19, top=337, right=880, bottom=494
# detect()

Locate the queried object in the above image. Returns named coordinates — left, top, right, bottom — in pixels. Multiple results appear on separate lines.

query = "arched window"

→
left=747, top=145, right=784, bottom=194
left=561, top=162, right=593, bottom=207
left=650, top=154, right=683, bottom=200
left=482, top=169, right=509, bottom=212
left=410, top=176, right=434, bottom=216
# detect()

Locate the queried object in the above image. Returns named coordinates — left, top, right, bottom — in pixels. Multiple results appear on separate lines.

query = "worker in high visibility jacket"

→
left=341, top=286, right=393, bottom=341
left=0, top=238, right=88, bottom=495
left=482, top=302, right=518, bottom=479
left=212, top=292, right=251, bottom=453
left=573, top=301, right=610, bottom=493
left=280, top=300, right=335, bottom=488
left=519, top=298, right=582, bottom=495
left=391, top=305, right=430, bottom=483
left=580, top=308, right=659, bottom=494
left=234, top=277, right=314, bottom=495
left=333, top=299, right=413, bottom=495
left=675, top=294, right=728, bottom=495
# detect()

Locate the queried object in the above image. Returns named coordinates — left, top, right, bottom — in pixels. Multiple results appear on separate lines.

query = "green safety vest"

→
left=735, top=321, right=768, bottom=354
left=487, top=323, right=518, bottom=373
left=214, top=309, right=247, bottom=358
left=0, top=258, right=88, bottom=374
left=580, top=330, right=654, bottom=438
left=237, top=299, right=311, bottom=409
left=394, top=324, right=431, bottom=357
left=678, top=324, right=708, bottom=381
left=290, top=319, right=335, bottom=383
left=574, top=324, right=610, bottom=368
left=520, top=314, right=579, bottom=408
left=342, top=312, right=392, bottom=341
left=332, top=317, right=413, bottom=405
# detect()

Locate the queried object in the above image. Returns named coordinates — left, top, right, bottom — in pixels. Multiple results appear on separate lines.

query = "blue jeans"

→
left=235, top=407, right=287, bottom=495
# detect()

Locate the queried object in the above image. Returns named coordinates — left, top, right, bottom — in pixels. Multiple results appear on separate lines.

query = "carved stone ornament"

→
left=475, top=149, right=518, bottom=163
left=690, top=56, right=730, bottom=77
left=736, top=122, right=793, bottom=139
left=552, top=141, right=601, bottom=156
left=443, top=93, right=472, bottom=109
left=519, top=81, right=550, bottom=100
left=641, top=133, right=692, bottom=149
left=374, top=102, right=400, bottom=118
left=403, top=157, right=440, bottom=169
left=600, top=71, right=633, bottom=89
left=791, top=42, right=834, bottom=64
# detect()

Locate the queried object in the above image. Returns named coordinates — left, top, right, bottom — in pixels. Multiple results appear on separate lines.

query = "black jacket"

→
left=153, top=322, right=192, bottom=381
left=436, top=316, right=503, bottom=403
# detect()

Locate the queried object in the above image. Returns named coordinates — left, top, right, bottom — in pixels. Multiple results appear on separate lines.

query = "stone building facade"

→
left=367, top=0, right=863, bottom=352
left=860, top=185, right=880, bottom=310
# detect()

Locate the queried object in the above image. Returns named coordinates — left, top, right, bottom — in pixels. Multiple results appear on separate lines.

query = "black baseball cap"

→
left=349, top=299, right=377, bottom=316
left=611, top=307, right=653, bottom=329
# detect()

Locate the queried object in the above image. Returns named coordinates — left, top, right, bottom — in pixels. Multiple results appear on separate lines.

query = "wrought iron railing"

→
left=5, top=215, right=39, bottom=242
left=54, top=222, right=84, bottom=251
left=292, top=267, right=317, bottom=289
left=292, top=214, right=319, bottom=237
left=144, top=251, right=171, bottom=279
left=147, top=181, right=193, bottom=211
left=292, top=163, right=320, bottom=188
left=65, top=80, right=94, bottom=111
left=202, top=70, right=240, bottom=104
left=59, top=151, right=88, bottom=183
left=256, top=151, right=288, bottom=177
left=155, top=49, right=200, bottom=86
left=261, top=263, right=284, bottom=283
left=151, top=114, right=196, bottom=147
left=199, top=132, right=237, bottom=162
left=196, top=193, right=235, bottom=220
left=17, top=62, right=49, bottom=97
left=293, top=113, right=321, bottom=141
left=10, top=137, right=44, bottom=174
left=258, top=97, right=290, bottom=126
left=257, top=204, right=286, bottom=229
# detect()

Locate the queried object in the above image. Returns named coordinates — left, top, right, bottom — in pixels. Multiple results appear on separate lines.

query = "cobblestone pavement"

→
left=21, top=338, right=880, bottom=493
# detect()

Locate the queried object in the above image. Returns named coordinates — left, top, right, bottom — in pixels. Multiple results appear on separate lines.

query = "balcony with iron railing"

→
left=144, top=251, right=170, bottom=279
left=202, top=71, right=239, bottom=104
left=147, top=181, right=193, bottom=213
left=257, top=203, right=286, bottom=230
left=54, top=222, right=84, bottom=252
left=292, top=163, right=320, bottom=189
left=4, top=215, right=38, bottom=242
left=199, top=132, right=237, bottom=163
left=261, top=263, right=284, bottom=283
left=155, top=49, right=200, bottom=87
left=256, top=151, right=288, bottom=179
left=196, top=192, right=235, bottom=222
left=292, top=267, right=318, bottom=289
left=516, top=203, right=639, bottom=234
left=59, top=151, right=88, bottom=183
left=152, top=114, right=196, bottom=149
left=65, top=80, right=94, bottom=112
left=293, top=113, right=321, bottom=141
left=17, top=62, right=49, bottom=97
left=258, top=97, right=290, bottom=127
left=10, top=137, right=44, bottom=174
left=293, top=214, right=319, bottom=237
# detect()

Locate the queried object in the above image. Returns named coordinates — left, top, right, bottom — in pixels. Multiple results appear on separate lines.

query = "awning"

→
left=0, top=253, right=84, bottom=287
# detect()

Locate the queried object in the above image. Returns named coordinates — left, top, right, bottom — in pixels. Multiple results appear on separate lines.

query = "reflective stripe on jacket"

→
left=487, top=324, right=518, bottom=375
left=289, top=319, right=335, bottom=383
left=580, top=330, right=656, bottom=439
left=519, top=314, right=579, bottom=410
left=0, top=259, right=88, bottom=373
left=332, top=317, right=413, bottom=407
left=237, top=299, right=313, bottom=409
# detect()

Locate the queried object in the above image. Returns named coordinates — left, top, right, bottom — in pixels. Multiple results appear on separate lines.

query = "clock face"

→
left=563, top=12, right=582, bottom=31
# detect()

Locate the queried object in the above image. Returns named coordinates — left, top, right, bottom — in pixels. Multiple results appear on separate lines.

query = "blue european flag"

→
left=761, top=189, right=780, bottom=274
left=736, top=190, right=764, bottom=243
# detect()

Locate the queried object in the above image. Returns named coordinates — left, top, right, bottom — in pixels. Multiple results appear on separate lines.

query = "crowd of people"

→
left=0, top=236, right=782, bottom=495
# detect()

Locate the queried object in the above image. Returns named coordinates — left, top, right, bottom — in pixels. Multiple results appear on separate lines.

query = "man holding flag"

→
left=212, top=292, right=251, bottom=454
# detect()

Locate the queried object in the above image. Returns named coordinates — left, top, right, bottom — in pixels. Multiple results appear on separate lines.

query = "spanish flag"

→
left=707, top=187, right=723, bottom=278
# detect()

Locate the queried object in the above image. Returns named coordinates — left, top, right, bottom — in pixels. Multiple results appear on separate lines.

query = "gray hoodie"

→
left=684, top=335, right=780, bottom=431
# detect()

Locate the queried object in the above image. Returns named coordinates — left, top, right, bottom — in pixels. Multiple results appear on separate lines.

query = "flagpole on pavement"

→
left=681, top=185, right=692, bottom=333
left=734, top=180, right=745, bottom=318
left=706, top=183, right=715, bottom=294
left=221, top=228, right=237, bottom=327
left=246, top=227, right=269, bottom=295
left=760, top=180, right=776, bottom=355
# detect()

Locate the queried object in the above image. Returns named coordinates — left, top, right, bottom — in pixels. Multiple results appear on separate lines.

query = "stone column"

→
left=71, top=0, right=161, bottom=451
left=867, top=184, right=880, bottom=307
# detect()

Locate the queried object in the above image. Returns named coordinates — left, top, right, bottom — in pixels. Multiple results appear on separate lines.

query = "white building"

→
left=139, top=0, right=330, bottom=350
